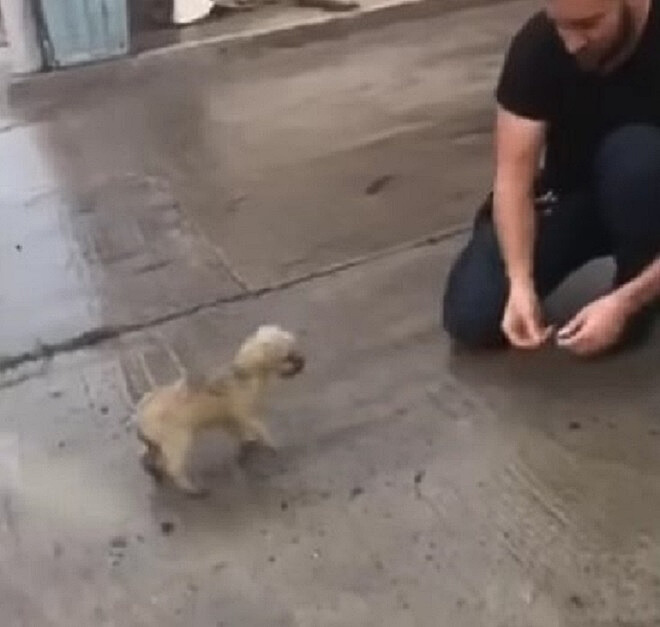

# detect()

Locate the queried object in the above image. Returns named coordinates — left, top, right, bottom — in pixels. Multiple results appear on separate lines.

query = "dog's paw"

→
left=185, top=487, right=211, bottom=499
left=172, top=477, right=210, bottom=498
left=238, top=440, right=276, bottom=465
left=238, top=441, right=287, bottom=477
left=178, top=482, right=210, bottom=499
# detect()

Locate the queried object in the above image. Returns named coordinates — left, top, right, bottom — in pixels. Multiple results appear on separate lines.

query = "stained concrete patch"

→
left=0, top=163, right=242, bottom=358
left=207, top=112, right=492, bottom=286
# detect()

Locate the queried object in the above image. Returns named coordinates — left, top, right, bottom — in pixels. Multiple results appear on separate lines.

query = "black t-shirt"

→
left=496, top=0, right=660, bottom=191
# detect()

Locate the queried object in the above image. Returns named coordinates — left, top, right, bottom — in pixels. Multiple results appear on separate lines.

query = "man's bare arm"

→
left=492, top=105, right=546, bottom=285
left=493, top=106, right=553, bottom=347
left=556, top=256, right=659, bottom=355
left=617, top=256, right=660, bottom=315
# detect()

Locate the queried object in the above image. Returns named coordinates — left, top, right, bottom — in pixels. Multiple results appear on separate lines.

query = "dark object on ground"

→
left=160, top=521, right=175, bottom=535
left=350, top=486, right=364, bottom=499
left=365, top=175, right=394, bottom=195
left=110, top=536, right=128, bottom=549
left=568, top=594, right=585, bottom=609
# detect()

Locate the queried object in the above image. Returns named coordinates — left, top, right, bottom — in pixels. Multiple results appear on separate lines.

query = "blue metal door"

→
left=39, top=0, right=128, bottom=68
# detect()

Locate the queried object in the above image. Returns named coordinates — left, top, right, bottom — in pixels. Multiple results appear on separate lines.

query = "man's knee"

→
left=594, top=124, right=660, bottom=211
left=442, top=226, right=508, bottom=348
left=443, top=288, right=505, bottom=348
left=594, top=125, right=660, bottom=279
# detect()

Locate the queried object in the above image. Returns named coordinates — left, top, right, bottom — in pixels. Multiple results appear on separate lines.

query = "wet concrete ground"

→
left=1, top=1, right=659, bottom=625
left=3, top=0, right=523, bottom=358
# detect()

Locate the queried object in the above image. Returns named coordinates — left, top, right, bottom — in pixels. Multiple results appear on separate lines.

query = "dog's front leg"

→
left=235, top=416, right=278, bottom=468
left=236, top=415, right=275, bottom=449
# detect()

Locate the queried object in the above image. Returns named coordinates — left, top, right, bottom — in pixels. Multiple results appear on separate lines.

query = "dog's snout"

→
left=284, top=351, right=305, bottom=376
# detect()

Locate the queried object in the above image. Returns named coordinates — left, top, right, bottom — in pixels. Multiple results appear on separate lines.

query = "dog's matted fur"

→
left=136, top=325, right=305, bottom=496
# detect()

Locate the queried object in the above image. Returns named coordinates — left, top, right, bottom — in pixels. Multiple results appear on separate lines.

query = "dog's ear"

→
left=255, top=324, right=285, bottom=342
left=257, top=324, right=280, bottom=333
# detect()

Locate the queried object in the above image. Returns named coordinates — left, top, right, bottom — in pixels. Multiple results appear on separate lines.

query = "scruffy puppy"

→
left=136, top=325, right=305, bottom=496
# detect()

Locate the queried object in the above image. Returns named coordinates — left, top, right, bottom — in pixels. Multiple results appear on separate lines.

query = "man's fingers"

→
left=524, top=314, right=554, bottom=346
left=557, top=309, right=592, bottom=351
left=558, top=324, right=598, bottom=355
left=557, top=311, right=586, bottom=341
left=563, top=337, right=595, bottom=356
left=540, top=325, right=555, bottom=343
left=503, top=323, right=534, bottom=348
left=504, top=325, right=533, bottom=348
left=558, top=327, right=585, bottom=348
left=515, top=336, right=541, bottom=349
left=505, top=317, right=547, bottom=349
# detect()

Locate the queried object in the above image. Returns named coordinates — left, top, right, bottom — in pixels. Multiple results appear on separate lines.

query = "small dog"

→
left=136, top=325, right=305, bottom=496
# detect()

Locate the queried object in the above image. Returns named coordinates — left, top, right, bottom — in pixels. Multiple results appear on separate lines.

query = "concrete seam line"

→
left=0, top=221, right=470, bottom=372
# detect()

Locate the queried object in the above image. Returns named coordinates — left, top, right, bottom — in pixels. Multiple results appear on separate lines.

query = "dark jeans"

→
left=443, top=124, right=660, bottom=348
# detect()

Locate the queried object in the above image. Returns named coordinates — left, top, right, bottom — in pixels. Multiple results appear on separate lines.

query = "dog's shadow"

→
left=144, top=430, right=300, bottom=532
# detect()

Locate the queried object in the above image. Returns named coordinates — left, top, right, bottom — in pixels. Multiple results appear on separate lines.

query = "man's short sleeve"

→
left=495, top=12, right=557, bottom=121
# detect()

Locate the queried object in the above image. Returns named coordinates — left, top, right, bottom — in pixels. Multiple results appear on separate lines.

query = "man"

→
left=443, top=0, right=660, bottom=356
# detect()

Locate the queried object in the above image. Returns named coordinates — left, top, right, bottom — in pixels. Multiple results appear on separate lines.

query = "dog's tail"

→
left=136, top=388, right=155, bottom=411
left=136, top=426, right=151, bottom=447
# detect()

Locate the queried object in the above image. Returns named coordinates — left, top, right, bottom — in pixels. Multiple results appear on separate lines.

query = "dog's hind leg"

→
left=160, top=429, right=208, bottom=498
left=141, top=444, right=165, bottom=483
left=138, top=429, right=165, bottom=483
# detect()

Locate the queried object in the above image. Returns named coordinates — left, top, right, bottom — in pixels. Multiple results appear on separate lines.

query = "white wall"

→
left=0, top=0, right=42, bottom=73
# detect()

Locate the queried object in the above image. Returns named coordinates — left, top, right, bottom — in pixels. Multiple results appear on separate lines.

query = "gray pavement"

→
left=1, top=1, right=659, bottom=625
left=4, top=0, right=538, bottom=358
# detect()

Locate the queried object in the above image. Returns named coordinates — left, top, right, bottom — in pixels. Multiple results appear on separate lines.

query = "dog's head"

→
left=233, top=325, right=305, bottom=379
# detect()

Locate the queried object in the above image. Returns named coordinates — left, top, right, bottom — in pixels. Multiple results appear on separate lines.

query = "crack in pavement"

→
left=0, top=222, right=470, bottom=374
left=195, top=226, right=253, bottom=292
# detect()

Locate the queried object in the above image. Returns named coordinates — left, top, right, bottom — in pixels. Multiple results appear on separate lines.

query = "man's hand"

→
left=556, top=292, right=631, bottom=356
left=502, top=281, right=553, bottom=349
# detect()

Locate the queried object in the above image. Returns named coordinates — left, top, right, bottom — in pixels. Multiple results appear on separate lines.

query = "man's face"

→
left=547, top=0, right=632, bottom=71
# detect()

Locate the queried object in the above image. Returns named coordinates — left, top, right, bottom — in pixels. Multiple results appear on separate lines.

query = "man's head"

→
left=546, top=0, right=635, bottom=72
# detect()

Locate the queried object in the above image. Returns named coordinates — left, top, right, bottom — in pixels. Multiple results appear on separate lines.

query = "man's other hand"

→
left=556, top=292, right=630, bottom=356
